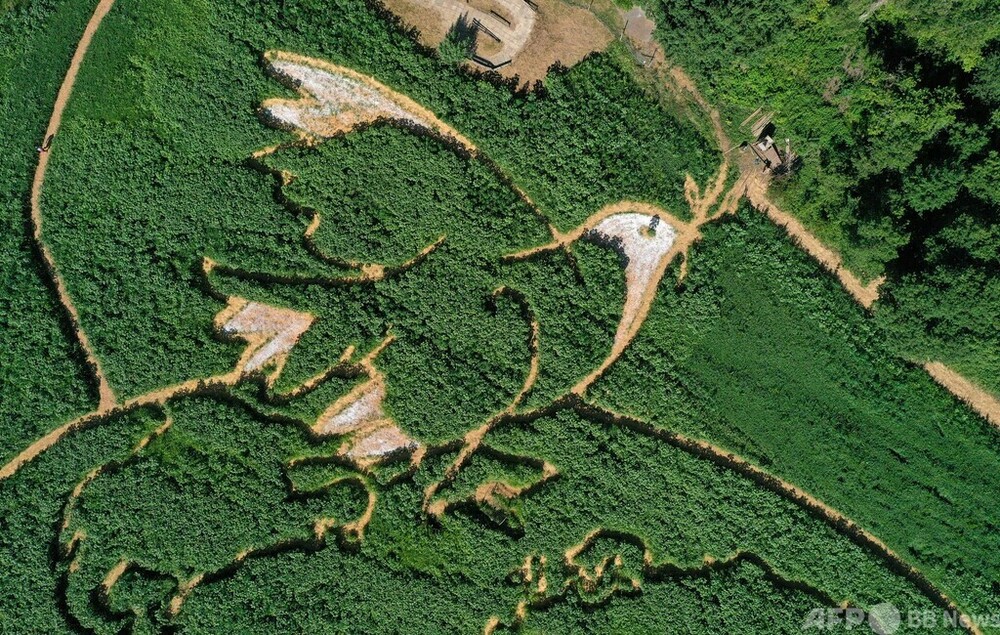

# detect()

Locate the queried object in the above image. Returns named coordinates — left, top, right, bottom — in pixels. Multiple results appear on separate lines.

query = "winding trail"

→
left=643, top=39, right=888, bottom=310
left=0, top=371, right=242, bottom=482
left=743, top=172, right=885, bottom=309
left=30, top=0, right=117, bottom=411
left=5, top=6, right=993, bottom=629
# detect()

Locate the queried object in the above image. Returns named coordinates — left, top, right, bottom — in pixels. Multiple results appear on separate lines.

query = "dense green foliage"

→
left=594, top=206, right=1000, bottom=619
left=0, top=407, right=164, bottom=631
left=0, top=0, right=97, bottom=463
left=1, top=0, right=997, bottom=632
left=648, top=0, right=1000, bottom=393
left=202, top=123, right=627, bottom=442
left=60, top=400, right=949, bottom=633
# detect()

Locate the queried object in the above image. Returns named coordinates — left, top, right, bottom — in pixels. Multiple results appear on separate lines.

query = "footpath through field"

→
left=29, top=0, right=117, bottom=411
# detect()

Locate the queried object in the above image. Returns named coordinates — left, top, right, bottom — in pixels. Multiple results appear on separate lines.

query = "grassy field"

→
left=644, top=0, right=1000, bottom=397
left=0, top=0, right=995, bottom=632
left=593, top=205, right=1000, bottom=619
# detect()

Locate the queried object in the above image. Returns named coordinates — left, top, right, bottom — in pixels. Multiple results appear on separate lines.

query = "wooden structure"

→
left=745, top=112, right=784, bottom=171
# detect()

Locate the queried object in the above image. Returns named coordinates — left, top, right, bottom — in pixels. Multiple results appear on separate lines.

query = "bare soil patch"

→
left=261, top=51, right=476, bottom=149
left=314, top=377, right=388, bottom=435
left=381, top=0, right=536, bottom=66
left=622, top=5, right=654, bottom=44
left=217, top=298, right=314, bottom=381
left=346, top=424, right=420, bottom=460
left=506, top=0, right=612, bottom=84
left=379, top=0, right=610, bottom=85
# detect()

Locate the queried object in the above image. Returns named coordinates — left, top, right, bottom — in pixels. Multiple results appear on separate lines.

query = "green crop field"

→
left=1, top=0, right=997, bottom=633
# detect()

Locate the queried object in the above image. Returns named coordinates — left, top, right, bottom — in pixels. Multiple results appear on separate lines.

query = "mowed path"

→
left=925, top=362, right=1000, bottom=427
left=1, top=5, right=989, bottom=629
left=740, top=153, right=1000, bottom=425
left=29, top=0, right=118, bottom=411
left=743, top=174, right=884, bottom=309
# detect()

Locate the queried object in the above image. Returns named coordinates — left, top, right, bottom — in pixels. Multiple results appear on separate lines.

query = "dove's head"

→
left=581, top=210, right=681, bottom=351
left=585, top=212, right=678, bottom=280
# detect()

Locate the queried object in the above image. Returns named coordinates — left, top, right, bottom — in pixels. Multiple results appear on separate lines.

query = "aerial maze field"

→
left=2, top=0, right=999, bottom=633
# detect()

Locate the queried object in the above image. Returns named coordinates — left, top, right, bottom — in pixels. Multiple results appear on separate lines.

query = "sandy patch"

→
left=504, top=0, right=611, bottom=84
left=346, top=424, right=420, bottom=460
left=380, top=0, right=610, bottom=85
left=379, top=0, right=536, bottom=67
left=217, top=297, right=314, bottom=381
left=587, top=212, right=677, bottom=348
left=314, top=378, right=388, bottom=436
left=310, top=349, right=423, bottom=465
left=265, top=59, right=433, bottom=135
left=622, top=5, right=654, bottom=44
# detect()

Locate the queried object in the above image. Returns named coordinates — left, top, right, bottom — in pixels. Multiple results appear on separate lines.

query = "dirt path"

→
left=572, top=400, right=982, bottom=635
left=743, top=173, right=885, bottom=309
left=30, top=0, right=117, bottom=411
left=925, top=362, right=1000, bottom=427
left=612, top=15, right=888, bottom=311
left=0, top=371, right=242, bottom=482
left=637, top=34, right=888, bottom=310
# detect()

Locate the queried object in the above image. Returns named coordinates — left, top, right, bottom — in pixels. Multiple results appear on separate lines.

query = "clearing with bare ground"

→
left=378, top=0, right=611, bottom=83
